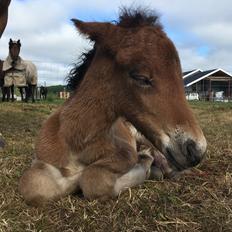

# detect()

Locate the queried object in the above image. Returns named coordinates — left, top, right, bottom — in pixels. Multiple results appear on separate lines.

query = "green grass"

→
left=41, top=93, right=66, bottom=104
left=0, top=101, right=231, bottom=232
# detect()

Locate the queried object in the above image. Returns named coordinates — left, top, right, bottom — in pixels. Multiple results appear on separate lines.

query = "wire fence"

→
left=31, top=60, right=72, bottom=87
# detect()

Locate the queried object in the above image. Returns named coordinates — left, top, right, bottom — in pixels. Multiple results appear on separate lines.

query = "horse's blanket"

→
left=3, top=55, right=26, bottom=87
left=2, top=55, right=37, bottom=87
left=25, top=60, right=37, bottom=85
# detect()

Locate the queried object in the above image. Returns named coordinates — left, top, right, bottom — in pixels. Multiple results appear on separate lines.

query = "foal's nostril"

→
left=184, top=139, right=202, bottom=166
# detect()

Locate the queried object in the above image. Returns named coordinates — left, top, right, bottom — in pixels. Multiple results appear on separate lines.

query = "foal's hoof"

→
left=138, top=149, right=154, bottom=179
left=138, top=149, right=154, bottom=167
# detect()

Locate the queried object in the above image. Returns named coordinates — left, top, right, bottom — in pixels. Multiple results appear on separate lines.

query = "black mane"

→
left=117, top=7, right=161, bottom=28
left=66, top=7, right=160, bottom=91
left=66, top=48, right=96, bottom=91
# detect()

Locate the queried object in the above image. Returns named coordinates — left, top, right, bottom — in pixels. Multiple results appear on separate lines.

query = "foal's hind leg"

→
left=19, top=161, right=84, bottom=206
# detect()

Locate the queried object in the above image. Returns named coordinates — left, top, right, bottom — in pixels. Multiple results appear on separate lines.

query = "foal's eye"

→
left=129, top=72, right=153, bottom=87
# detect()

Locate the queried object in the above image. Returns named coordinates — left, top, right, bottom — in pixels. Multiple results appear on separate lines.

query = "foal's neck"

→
left=61, top=55, right=117, bottom=152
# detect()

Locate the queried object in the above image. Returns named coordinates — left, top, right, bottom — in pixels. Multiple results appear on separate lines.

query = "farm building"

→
left=183, top=68, right=232, bottom=101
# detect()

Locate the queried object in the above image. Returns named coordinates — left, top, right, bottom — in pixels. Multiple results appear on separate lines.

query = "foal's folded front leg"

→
left=79, top=149, right=154, bottom=201
left=136, top=135, right=176, bottom=180
left=114, top=149, right=154, bottom=195
left=149, top=148, right=174, bottom=180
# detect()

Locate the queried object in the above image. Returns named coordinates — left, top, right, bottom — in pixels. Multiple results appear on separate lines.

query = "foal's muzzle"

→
left=183, top=139, right=205, bottom=167
left=164, top=136, right=207, bottom=171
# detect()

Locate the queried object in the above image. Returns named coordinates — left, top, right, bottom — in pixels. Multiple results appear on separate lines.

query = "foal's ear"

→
left=71, top=19, right=116, bottom=42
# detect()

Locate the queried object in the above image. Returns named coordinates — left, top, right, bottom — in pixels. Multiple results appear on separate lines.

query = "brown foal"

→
left=19, top=8, right=207, bottom=206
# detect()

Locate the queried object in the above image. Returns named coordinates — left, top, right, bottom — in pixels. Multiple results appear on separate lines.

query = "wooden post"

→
left=202, top=79, right=205, bottom=101
left=209, top=79, right=212, bottom=101
left=229, top=78, right=231, bottom=100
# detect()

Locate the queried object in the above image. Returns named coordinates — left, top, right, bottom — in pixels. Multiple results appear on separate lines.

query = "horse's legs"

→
left=19, top=87, right=24, bottom=101
left=19, top=160, right=84, bottom=206
left=3, top=87, right=7, bottom=101
left=1, top=87, right=5, bottom=101
left=10, top=85, right=14, bottom=101
left=26, top=85, right=35, bottom=102
left=6, top=87, right=10, bottom=101
left=31, top=85, right=35, bottom=103
left=25, top=86, right=29, bottom=102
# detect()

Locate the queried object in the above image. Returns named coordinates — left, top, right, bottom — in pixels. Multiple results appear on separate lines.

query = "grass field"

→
left=0, top=101, right=231, bottom=232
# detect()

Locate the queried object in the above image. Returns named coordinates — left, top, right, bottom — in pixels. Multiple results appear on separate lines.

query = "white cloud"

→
left=0, top=0, right=231, bottom=85
left=151, top=0, right=232, bottom=73
left=0, top=0, right=92, bottom=85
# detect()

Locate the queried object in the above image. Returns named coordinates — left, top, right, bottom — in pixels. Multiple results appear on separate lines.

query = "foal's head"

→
left=71, top=8, right=207, bottom=171
left=9, top=39, right=21, bottom=62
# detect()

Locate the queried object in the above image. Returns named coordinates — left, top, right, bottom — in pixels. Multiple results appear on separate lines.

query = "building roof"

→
left=183, top=68, right=232, bottom=87
left=183, top=69, right=202, bottom=79
left=183, top=70, right=196, bottom=76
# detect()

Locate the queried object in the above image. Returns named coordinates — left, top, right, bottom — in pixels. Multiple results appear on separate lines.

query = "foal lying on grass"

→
left=19, top=7, right=206, bottom=206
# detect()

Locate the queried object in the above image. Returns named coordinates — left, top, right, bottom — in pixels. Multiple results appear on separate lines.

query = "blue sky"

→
left=0, top=0, right=231, bottom=85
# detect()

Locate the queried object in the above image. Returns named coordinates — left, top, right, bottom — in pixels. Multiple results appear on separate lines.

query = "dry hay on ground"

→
left=0, top=101, right=231, bottom=232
